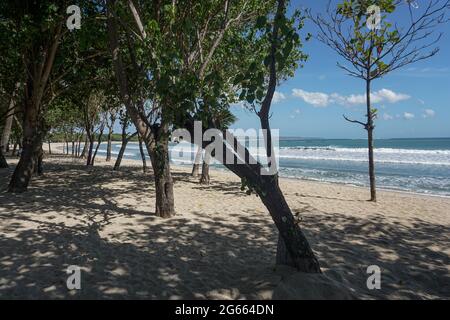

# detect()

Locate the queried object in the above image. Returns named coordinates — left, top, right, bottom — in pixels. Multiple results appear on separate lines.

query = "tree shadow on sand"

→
left=0, top=160, right=282, bottom=299
left=0, top=159, right=449, bottom=299
left=298, top=212, right=450, bottom=299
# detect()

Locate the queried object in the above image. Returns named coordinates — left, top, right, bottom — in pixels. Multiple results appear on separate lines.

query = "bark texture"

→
left=148, top=134, right=175, bottom=218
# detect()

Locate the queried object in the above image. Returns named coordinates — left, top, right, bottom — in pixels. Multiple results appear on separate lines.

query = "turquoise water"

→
left=96, top=137, right=450, bottom=196
left=275, top=138, right=450, bottom=196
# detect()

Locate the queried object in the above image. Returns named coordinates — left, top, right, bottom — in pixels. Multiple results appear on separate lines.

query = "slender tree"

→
left=113, top=108, right=137, bottom=171
left=309, top=0, right=449, bottom=202
left=105, top=108, right=117, bottom=162
left=137, top=133, right=148, bottom=173
left=90, top=113, right=107, bottom=165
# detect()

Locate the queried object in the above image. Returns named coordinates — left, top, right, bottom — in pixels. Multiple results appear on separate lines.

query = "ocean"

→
left=95, top=137, right=450, bottom=197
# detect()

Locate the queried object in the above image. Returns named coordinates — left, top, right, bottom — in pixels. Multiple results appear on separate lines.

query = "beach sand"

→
left=0, top=146, right=449, bottom=299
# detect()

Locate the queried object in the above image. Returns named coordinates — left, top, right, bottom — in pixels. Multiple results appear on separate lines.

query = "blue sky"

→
left=231, top=0, right=450, bottom=139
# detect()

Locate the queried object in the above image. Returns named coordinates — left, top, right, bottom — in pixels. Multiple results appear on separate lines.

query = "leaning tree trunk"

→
left=80, top=137, right=88, bottom=158
left=199, top=152, right=210, bottom=185
left=259, top=177, right=321, bottom=272
left=113, top=138, right=128, bottom=170
left=138, top=134, right=148, bottom=173
left=90, top=126, right=105, bottom=166
left=191, top=147, right=202, bottom=177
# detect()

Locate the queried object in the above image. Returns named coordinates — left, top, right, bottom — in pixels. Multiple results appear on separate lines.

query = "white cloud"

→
left=383, top=113, right=394, bottom=120
left=294, top=109, right=301, bottom=114
left=403, top=112, right=415, bottom=120
left=338, top=89, right=410, bottom=105
left=374, top=89, right=410, bottom=103
left=273, top=91, right=286, bottom=104
left=292, top=89, right=330, bottom=107
left=422, top=109, right=436, bottom=118
left=292, top=88, right=410, bottom=107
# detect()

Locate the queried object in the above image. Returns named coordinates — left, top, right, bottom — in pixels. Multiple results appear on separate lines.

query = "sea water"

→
left=94, top=137, right=450, bottom=196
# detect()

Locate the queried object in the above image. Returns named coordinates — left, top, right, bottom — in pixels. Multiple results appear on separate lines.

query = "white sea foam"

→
left=95, top=141, right=450, bottom=195
left=277, top=146, right=450, bottom=166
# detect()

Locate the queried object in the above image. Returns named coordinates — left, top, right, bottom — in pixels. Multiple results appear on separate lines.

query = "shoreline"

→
left=34, top=142, right=450, bottom=199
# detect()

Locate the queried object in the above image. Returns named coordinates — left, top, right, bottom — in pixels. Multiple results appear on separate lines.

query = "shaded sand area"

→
left=0, top=153, right=449, bottom=299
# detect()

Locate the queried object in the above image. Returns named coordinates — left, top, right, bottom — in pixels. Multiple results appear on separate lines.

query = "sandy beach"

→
left=0, top=146, right=449, bottom=299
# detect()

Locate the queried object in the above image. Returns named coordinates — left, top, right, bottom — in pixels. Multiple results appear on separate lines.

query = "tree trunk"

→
left=276, top=235, right=295, bottom=266
left=149, top=136, right=175, bottom=218
left=1, top=109, right=14, bottom=152
left=91, top=126, right=105, bottom=166
left=80, top=138, right=88, bottom=158
left=48, top=140, right=52, bottom=154
left=0, top=149, right=8, bottom=168
left=259, top=178, right=321, bottom=272
left=106, top=128, right=113, bottom=161
left=8, top=88, right=47, bottom=193
left=8, top=125, right=43, bottom=192
left=367, top=127, right=376, bottom=202
left=86, top=136, right=94, bottom=166
left=1, top=82, right=20, bottom=153
left=200, top=152, right=210, bottom=185
left=34, top=146, right=44, bottom=176
left=191, top=147, right=202, bottom=177
left=113, top=139, right=128, bottom=170
left=138, top=134, right=148, bottom=173
left=366, top=78, right=376, bottom=202
left=76, top=135, right=82, bottom=157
